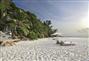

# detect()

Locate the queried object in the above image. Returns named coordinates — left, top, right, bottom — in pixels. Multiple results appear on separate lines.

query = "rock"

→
left=0, top=31, right=5, bottom=35
left=56, top=40, right=60, bottom=44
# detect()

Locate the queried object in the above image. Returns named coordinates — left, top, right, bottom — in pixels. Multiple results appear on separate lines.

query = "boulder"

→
left=56, top=40, right=75, bottom=46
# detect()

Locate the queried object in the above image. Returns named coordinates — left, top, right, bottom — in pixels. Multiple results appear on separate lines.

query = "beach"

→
left=0, top=37, right=89, bottom=61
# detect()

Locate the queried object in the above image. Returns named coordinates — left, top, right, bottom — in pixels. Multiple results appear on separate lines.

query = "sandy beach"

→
left=0, top=37, right=89, bottom=61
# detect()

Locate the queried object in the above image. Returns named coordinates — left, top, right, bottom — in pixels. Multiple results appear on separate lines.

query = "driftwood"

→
left=0, top=39, right=20, bottom=46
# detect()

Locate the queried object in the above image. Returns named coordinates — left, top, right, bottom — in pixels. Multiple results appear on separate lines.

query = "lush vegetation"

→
left=0, top=0, right=57, bottom=39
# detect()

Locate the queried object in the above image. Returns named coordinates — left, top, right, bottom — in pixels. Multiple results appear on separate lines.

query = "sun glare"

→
left=81, top=17, right=89, bottom=28
left=80, top=8, right=89, bottom=28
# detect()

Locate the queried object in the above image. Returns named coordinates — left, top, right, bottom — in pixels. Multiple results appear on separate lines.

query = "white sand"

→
left=0, top=37, right=89, bottom=61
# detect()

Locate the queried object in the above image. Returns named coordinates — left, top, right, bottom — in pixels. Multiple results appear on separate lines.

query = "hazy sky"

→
left=13, top=0, right=88, bottom=36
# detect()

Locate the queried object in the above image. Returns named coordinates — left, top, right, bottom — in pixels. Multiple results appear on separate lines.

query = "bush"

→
left=27, top=31, right=38, bottom=40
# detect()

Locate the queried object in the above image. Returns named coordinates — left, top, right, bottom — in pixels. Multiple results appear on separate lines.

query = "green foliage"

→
left=0, top=0, right=57, bottom=40
left=27, top=31, right=38, bottom=39
left=19, top=26, right=29, bottom=36
left=0, top=3, right=5, bottom=9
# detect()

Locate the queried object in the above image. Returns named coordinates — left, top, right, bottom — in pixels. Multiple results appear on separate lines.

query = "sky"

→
left=13, top=0, right=89, bottom=37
